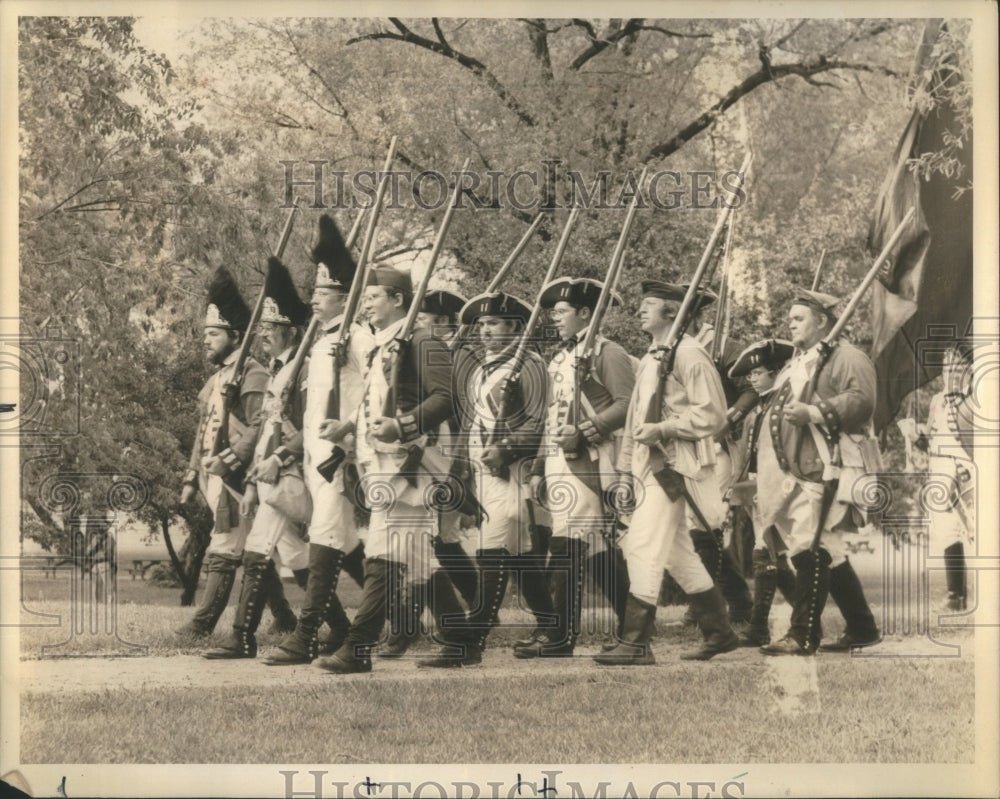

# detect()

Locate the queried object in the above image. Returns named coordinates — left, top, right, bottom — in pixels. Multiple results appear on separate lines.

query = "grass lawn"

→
left=15, top=550, right=979, bottom=765
left=21, top=656, right=974, bottom=763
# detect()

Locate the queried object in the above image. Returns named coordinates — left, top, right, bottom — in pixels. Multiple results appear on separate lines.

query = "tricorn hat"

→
left=728, top=339, right=795, bottom=378
left=539, top=277, right=621, bottom=311
left=642, top=281, right=716, bottom=311
left=204, top=267, right=251, bottom=333
left=311, top=215, right=357, bottom=290
left=261, top=256, right=310, bottom=326
left=459, top=291, right=532, bottom=325
left=422, top=290, right=468, bottom=320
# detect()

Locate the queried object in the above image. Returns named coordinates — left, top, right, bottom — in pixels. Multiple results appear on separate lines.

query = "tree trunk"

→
left=173, top=504, right=212, bottom=606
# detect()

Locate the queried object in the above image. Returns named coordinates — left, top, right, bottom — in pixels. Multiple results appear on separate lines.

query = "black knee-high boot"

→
left=263, top=544, right=345, bottom=665
left=203, top=552, right=271, bottom=659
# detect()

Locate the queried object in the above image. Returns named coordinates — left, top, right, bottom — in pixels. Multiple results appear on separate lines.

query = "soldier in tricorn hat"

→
left=518, top=277, right=635, bottom=659
left=726, top=338, right=796, bottom=647
left=595, top=280, right=738, bottom=665
left=421, top=291, right=551, bottom=666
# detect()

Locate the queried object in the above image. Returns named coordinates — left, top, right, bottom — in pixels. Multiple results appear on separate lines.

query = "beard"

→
left=207, top=342, right=235, bottom=366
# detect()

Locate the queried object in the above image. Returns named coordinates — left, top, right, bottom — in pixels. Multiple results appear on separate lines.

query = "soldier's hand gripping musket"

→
left=317, top=136, right=398, bottom=481
left=804, top=207, right=915, bottom=552
left=210, top=203, right=299, bottom=492
left=565, top=167, right=648, bottom=461
left=484, top=207, right=582, bottom=475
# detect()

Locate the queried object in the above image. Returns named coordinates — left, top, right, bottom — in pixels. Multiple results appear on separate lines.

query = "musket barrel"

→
left=662, top=151, right=752, bottom=355
left=343, top=136, right=398, bottom=326
left=453, top=212, right=546, bottom=346
left=810, top=248, right=827, bottom=292
left=827, top=207, right=915, bottom=343
left=487, top=212, right=545, bottom=293
left=510, top=206, right=582, bottom=372
left=582, top=166, right=648, bottom=357
left=404, top=157, right=472, bottom=335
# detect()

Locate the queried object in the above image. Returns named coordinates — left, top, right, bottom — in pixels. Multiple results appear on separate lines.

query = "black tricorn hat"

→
left=261, top=256, right=310, bottom=326
left=422, top=290, right=468, bottom=320
left=459, top=291, right=532, bottom=325
left=205, top=267, right=251, bottom=333
left=676, top=283, right=719, bottom=311
left=539, top=277, right=622, bottom=311
left=728, top=338, right=795, bottom=378
left=311, top=215, right=357, bottom=290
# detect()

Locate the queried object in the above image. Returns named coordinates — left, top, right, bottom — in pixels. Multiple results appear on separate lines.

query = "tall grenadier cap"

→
left=422, top=290, right=468, bottom=320
left=539, top=277, right=621, bottom=310
left=311, top=214, right=357, bottom=290
left=261, top=256, right=310, bottom=326
left=205, top=267, right=251, bottom=333
left=460, top=291, right=532, bottom=325
left=728, top=339, right=795, bottom=378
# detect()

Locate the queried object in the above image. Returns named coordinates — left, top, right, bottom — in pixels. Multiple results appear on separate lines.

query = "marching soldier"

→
left=758, top=289, right=881, bottom=655
left=315, top=267, right=460, bottom=673
left=204, top=257, right=312, bottom=659
left=421, top=291, right=550, bottom=667
left=521, top=277, right=634, bottom=658
left=263, top=215, right=374, bottom=666
left=176, top=268, right=270, bottom=638
left=596, top=280, right=738, bottom=665
left=379, top=289, right=479, bottom=658
left=726, top=338, right=796, bottom=646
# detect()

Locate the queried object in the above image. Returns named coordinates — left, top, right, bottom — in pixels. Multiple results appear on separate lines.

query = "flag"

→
left=868, top=20, right=972, bottom=433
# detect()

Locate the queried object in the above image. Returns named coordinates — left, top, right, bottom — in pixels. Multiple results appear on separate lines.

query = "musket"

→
left=267, top=316, right=320, bottom=464
left=452, top=211, right=546, bottom=347
left=643, top=152, right=753, bottom=510
left=483, top=207, right=582, bottom=472
left=383, top=158, right=471, bottom=475
left=807, top=207, right=915, bottom=552
left=810, top=248, right=827, bottom=292
left=565, top=167, right=649, bottom=460
left=316, top=136, right=398, bottom=481
left=212, top=202, right=299, bottom=491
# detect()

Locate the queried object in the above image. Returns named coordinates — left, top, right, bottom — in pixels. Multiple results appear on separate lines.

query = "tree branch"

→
left=34, top=179, right=109, bottom=221
left=524, top=18, right=554, bottom=81
left=348, top=19, right=537, bottom=127
left=773, top=20, right=808, bottom=51
left=645, top=57, right=900, bottom=162
left=632, top=24, right=711, bottom=39
left=431, top=17, right=450, bottom=49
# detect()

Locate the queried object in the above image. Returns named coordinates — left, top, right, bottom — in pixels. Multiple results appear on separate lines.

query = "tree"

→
left=183, top=17, right=921, bottom=357
left=18, top=17, right=231, bottom=597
